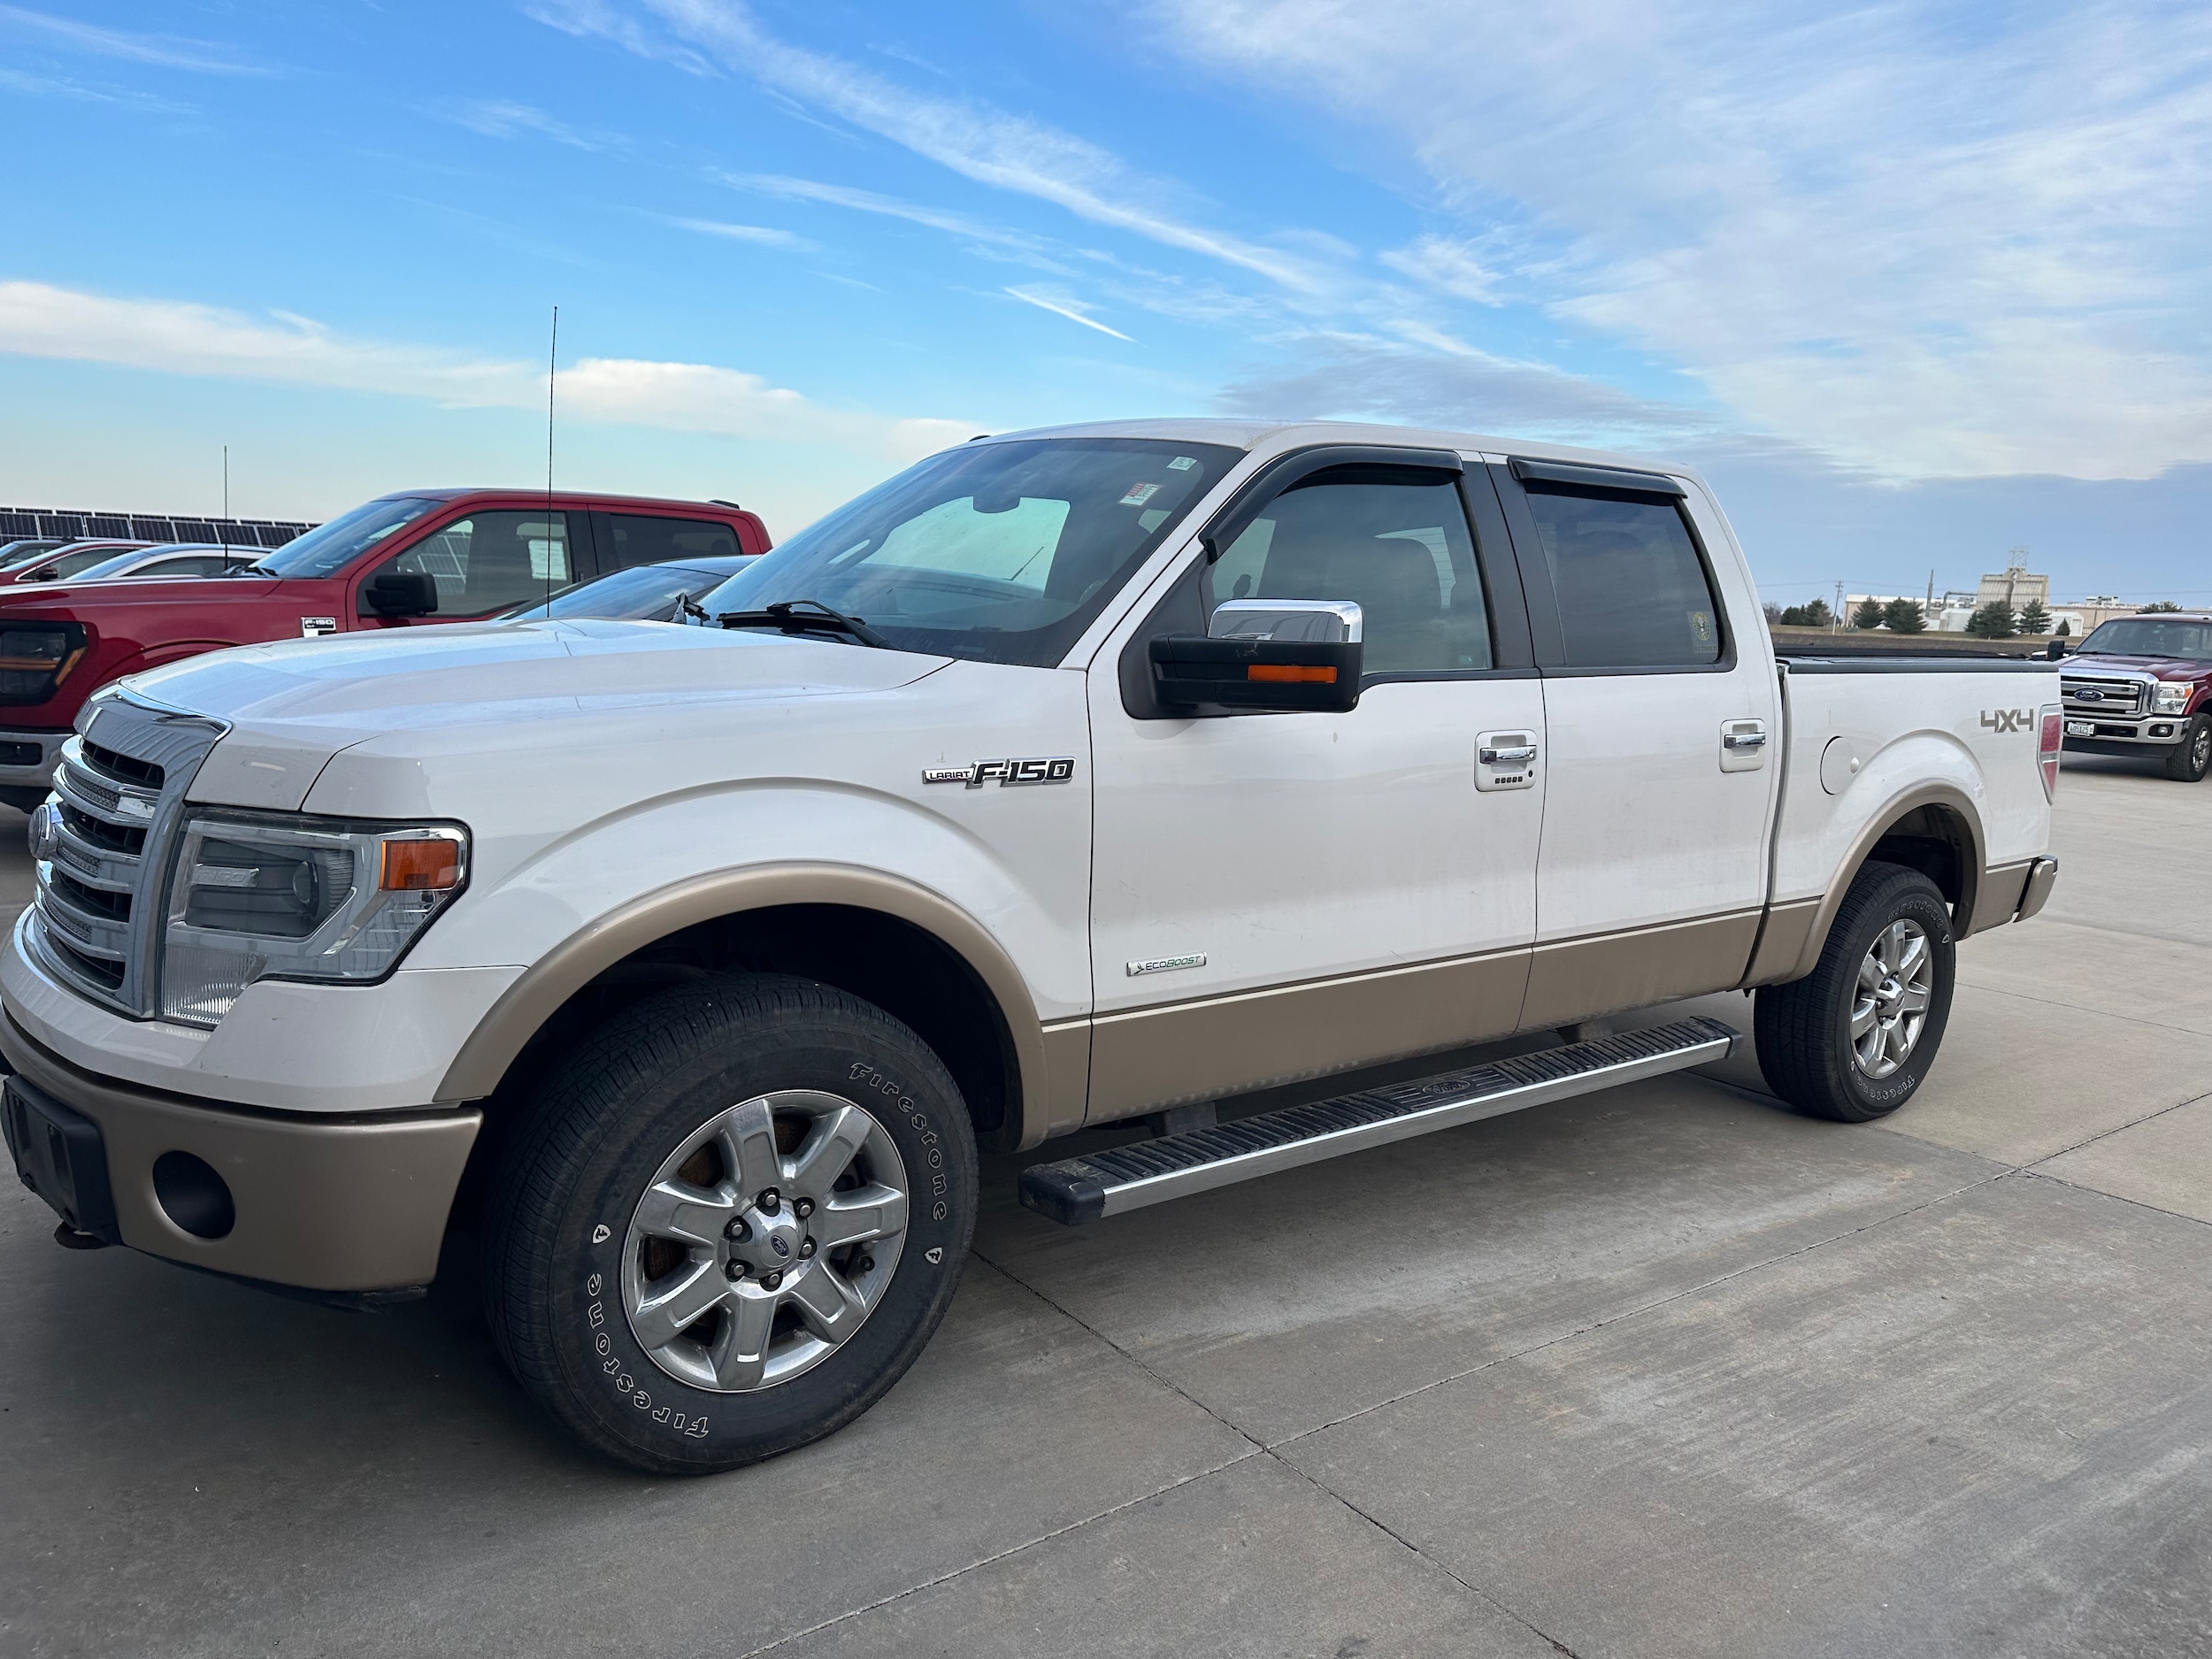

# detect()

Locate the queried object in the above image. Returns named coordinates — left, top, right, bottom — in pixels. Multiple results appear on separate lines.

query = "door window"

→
left=603, top=514, right=741, bottom=570
left=1524, top=488, right=1722, bottom=668
left=1203, top=468, right=1492, bottom=676
left=373, top=511, right=572, bottom=616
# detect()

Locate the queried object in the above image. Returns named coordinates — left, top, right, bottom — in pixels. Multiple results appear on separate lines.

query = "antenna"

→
left=222, top=444, right=230, bottom=553
left=546, top=305, right=558, bottom=616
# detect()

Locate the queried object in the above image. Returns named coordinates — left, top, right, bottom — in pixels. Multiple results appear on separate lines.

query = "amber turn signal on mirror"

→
left=1247, top=664, right=1337, bottom=684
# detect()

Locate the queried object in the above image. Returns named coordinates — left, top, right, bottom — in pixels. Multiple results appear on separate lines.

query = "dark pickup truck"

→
left=0, top=489, right=772, bottom=810
left=2057, top=612, right=2212, bottom=781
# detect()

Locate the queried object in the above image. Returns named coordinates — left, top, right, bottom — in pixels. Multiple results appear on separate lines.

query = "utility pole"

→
left=1926, top=569, right=1935, bottom=609
left=1833, top=580, right=1844, bottom=632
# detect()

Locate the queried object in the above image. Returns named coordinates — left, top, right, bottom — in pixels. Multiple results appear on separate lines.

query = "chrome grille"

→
left=26, top=691, right=227, bottom=1017
left=2061, top=673, right=2149, bottom=717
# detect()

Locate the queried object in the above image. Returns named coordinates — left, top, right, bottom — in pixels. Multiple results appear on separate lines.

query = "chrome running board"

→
left=1018, top=1016, right=1739, bottom=1225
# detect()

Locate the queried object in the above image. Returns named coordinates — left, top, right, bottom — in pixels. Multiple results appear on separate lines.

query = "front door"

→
left=1085, top=452, right=1548, bottom=1123
left=1488, top=460, right=1781, bottom=1027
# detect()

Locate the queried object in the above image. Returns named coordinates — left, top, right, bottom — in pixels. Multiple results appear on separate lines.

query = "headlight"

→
left=159, top=812, right=468, bottom=1026
left=0, top=621, right=87, bottom=705
left=2154, top=680, right=2193, bottom=714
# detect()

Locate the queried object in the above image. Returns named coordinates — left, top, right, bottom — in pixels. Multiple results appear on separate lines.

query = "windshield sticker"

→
left=1167, top=457, right=1197, bottom=471
left=1119, top=482, right=1161, bottom=507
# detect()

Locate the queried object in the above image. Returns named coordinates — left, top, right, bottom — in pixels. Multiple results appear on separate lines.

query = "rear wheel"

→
left=1755, top=861, right=1955, bottom=1122
left=484, top=974, right=977, bottom=1474
left=2163, top=713, right=2212, bottom=781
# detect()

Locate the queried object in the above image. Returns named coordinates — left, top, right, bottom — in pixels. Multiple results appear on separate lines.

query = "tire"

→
left=1755, top=861, right=1955, bottom=1123
left=483, top=973, right=978, bottom=1475
left=2163, top=713, right=2212, bottom=782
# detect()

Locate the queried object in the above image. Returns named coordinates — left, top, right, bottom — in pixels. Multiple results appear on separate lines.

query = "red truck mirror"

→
left=361, top=569, right=439, bottom=618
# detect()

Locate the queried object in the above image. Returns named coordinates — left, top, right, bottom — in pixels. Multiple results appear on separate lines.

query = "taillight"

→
left=2039, top=705, right=2062, bottom=801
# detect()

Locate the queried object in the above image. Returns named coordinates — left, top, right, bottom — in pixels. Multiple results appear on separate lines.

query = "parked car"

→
left=498, top=553, right=756, bottom=624
left=2053, top=613, right=2212, bottom=780
left=55, top=544, right=264, bottom=584
left=0, top=490, right=770, bottom=810
left=0, top=541, right=152, bottom=586
left=1, top=420, right=2059, bottom=1477
left=0, top=539, right=71, bottom=569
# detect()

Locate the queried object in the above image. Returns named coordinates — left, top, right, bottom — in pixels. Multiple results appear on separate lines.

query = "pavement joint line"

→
left=969, top=1250, right=1588, bottom=1658
left=1951, top=976, right=2212, bottom=1041
left=2015, top=1166, right=2212, bottom=1232
left=1264, top=1164, right=2017, bottom=1456
left=719, top=1450, right=1260, bottom=1659
left=1873, top=1080, right=2212, bottom=1179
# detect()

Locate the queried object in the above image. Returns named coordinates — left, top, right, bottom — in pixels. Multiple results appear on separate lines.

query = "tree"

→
left=1883, top=597, right=1927, bottom=633
left=1802, top=597, right=1833, bottom=628
left=2139, top=600, right=2182, bottom=613
left=1850, top=598, right=1887, bottom=631
left=1762, top=602, right=1784, bottom=626
left=2055, top=618, right=2070, bottom=637
left=2017, top=599, right=2051, bottom=634
left=1965, top=602, right=2017, bottom=638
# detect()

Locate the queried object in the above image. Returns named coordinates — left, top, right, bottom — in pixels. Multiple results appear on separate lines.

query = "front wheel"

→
left=1755, top=861, right=1955, bottom=1122
left=483, top=974, right=978, bottom=1474
left=2163, top=712, right=2212, bottom=781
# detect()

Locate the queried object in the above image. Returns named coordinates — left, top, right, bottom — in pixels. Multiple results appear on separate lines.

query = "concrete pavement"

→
left=3, top=754, right=2209, bottom=1657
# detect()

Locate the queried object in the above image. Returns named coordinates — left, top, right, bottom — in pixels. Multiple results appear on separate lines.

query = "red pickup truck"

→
left=0, top=489, right=771, bottom=810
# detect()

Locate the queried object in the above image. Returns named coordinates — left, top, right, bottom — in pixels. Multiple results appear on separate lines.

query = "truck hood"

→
left=125, top=619, right=949, bottom=810
left=0, top=574, right=288, bottom=613
left=2067, top=653, right=2212, bottom=681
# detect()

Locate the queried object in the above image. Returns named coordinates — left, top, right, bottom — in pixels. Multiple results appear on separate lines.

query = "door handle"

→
left=1722, top=732, right=1767, bottom=750
left=1479, top=744, right=1538, bottom=764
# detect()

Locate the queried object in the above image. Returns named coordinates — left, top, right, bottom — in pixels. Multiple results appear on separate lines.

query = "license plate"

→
left=1, top=1075, right=118, bottom=1240
left=2066, top=721, right=2093, bottom=736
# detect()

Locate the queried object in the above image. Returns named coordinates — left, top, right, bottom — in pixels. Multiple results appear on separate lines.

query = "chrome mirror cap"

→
left=1208, top=598, right=1363, bottom=643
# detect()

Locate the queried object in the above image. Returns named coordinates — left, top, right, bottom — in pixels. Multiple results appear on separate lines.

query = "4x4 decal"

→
left=1980, top=708, right=2037, bottom=733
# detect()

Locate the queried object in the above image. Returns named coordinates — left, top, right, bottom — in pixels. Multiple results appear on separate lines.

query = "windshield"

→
left=502, top=557, right=755, bottom=622
left=696, top=437, right=1243, bottom=666
left=250, top=496, right=440, bottom=579
left=2079, top=618, right=2212, bottom=662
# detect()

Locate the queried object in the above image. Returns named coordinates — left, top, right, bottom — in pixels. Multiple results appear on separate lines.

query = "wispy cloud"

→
left=0, top=62, right=195, bottom=113
left=545, top=0, right=1325, bottom=291
left=1003, top=287, right=1133, bottom=342
left=1148, top=0, right=2212, bottom=479
left=0, top=280, right=968, bottom=460
left=0, top=4, right=265, bottom=73
left=448, top=98, right=618, bottom=150
left=672, top=217, right=814, bottom=250
left=726, top=171, right=1056, bottom=258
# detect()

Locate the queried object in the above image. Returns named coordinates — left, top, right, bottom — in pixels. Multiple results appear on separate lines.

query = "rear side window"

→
left=603, top=514, right=741, bottom=570
left=1524, top=486, right=1722, bottom=668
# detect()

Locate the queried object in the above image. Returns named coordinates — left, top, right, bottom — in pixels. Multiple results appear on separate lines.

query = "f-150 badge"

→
left=924, top=757, right=1076, bottom=788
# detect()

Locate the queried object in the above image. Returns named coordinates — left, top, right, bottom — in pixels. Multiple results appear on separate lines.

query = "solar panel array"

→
left=0, top=509, right=315, bottom=548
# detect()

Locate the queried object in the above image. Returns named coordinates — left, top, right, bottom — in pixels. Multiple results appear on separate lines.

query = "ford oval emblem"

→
left=771, top=1236, right=790, bottom=1257
left=26, top=801, right=59, bottom=863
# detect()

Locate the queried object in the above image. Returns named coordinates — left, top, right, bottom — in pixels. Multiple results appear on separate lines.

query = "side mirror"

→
left=2046, top=639, right=2067, bottom=660
left=1149, top=599, right=1364, bottom=714
left=361, top=567, right=439, bottom=618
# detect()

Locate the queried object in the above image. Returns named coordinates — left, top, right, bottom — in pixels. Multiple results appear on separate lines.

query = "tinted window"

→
left=1524, top=487, right=1721, bottom=668
left=604, top=514, right=741, bottom=570
left=2080, top=618, right=2212, bottom=661
left=130, top=555, right=228, bottom=579
left=505, top=557, right=754, bottom=622
left=373, top=511, right=572, bottom=617
left=32, top=547, right=140, bottom=581
left=254, top=496, right=440, bottom=579
left=1203, top=469, right=1491, bottom=676
left=701, top=438, right=1242, bottom=667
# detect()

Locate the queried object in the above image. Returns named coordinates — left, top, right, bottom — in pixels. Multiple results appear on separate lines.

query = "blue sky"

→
left=4, top=0, right=2209, bottom=604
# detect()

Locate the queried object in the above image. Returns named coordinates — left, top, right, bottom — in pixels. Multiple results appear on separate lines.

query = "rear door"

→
left=1489, top=458, right=1781, bottom=1027
left=591, top=511, right=749, bottom=573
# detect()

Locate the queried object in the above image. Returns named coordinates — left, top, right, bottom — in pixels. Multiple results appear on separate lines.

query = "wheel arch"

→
left=1752, top=783, right=1988, bottom=987
left=434, top=864, right=1076, bottom=1152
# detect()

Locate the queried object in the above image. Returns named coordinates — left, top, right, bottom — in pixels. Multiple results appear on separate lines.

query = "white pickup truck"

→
left=1, top=419, right=2061, bottom=1473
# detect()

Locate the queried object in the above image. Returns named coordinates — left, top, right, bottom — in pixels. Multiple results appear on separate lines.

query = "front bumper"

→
left=0, top=727, right=68, bottom=791
left=1, top=1015, right=479, bottom=1292
left=2061, top=715, right=2188, bottom=752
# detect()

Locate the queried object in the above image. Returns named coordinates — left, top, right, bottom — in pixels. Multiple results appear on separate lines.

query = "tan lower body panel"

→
left=1741, top=897, right=1822, bottom=988
left=3, top=1017, right=479, bottom=1291
left=1084, top=949, right=1532, bottom=1125
left=1037, top=1020, right=1093, bottom=1143
left=1518, top=910, right=1763, bottom=1031
left=1965, top=860, right=2035, bottom=937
